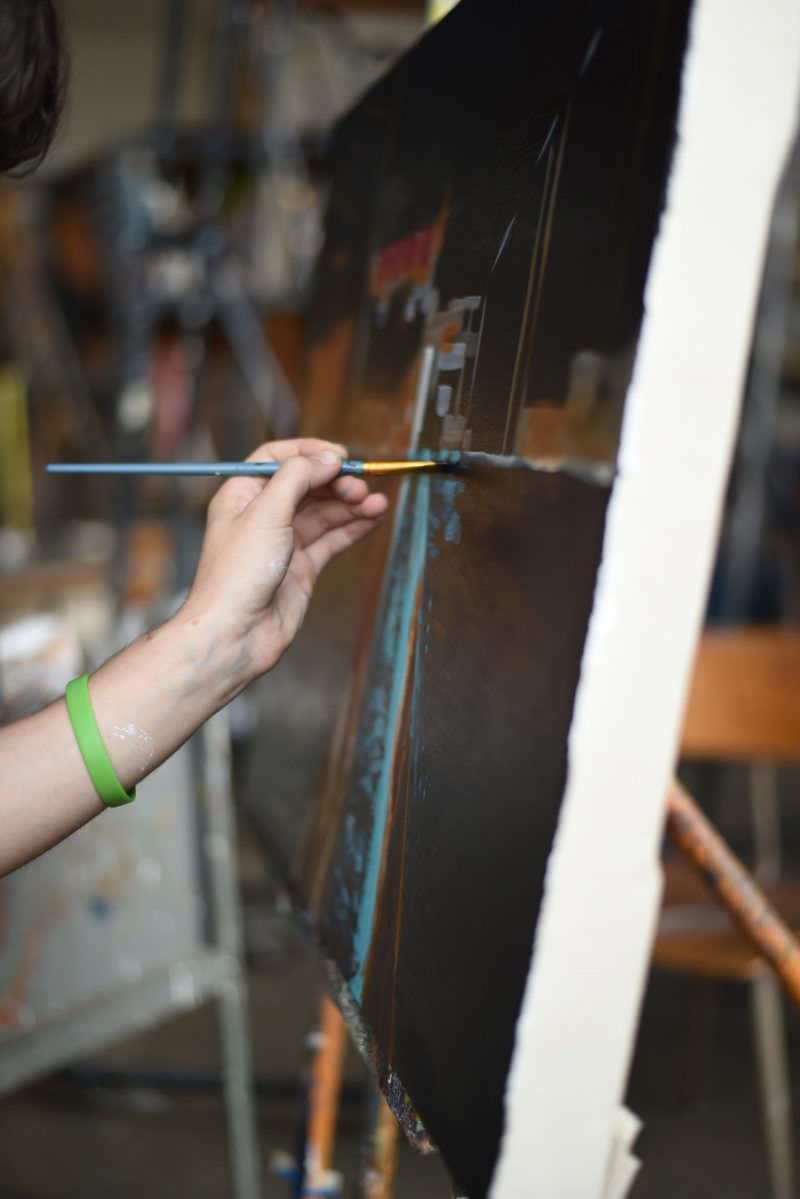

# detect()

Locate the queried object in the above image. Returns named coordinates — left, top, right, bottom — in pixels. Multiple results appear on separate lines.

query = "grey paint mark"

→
left=580, top=28, right=603, bottom=76
left=534, top=115, right=560, bottom=167
left=465, top=298, right=487, bottom=423
left=491, top=217, right=516, bottom=272
left=463, top=450, right=615, bottom=487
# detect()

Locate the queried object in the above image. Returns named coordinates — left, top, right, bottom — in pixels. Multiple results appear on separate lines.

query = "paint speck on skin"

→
left=111, top=723, right=155, bottom=773
left=266, top=540, right=293, bottom=584
left=267, top=558, right=289, bottom=581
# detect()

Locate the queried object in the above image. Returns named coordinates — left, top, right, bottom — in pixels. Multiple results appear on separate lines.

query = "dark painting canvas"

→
left=248, top=1, right=693, bottom=1192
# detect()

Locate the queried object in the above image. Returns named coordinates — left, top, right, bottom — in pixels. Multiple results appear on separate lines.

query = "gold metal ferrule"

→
left=360, top=460, right=440, bottom=475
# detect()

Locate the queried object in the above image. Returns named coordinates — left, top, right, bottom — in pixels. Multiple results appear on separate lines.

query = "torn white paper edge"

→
left=601, top=1107, right=642, bottom=1199
left=489, top=1, right=800, bottom=1196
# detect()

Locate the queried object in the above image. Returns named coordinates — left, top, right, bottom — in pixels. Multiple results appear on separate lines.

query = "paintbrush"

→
left=46, top=457, right=462, bottom=479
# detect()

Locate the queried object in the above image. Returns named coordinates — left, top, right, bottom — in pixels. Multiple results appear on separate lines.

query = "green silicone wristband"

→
left=65, top=674, right=136, bottom=808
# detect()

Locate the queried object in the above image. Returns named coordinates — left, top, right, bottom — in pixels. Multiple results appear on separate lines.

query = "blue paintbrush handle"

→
left=46, top=460, right=366, bottom=478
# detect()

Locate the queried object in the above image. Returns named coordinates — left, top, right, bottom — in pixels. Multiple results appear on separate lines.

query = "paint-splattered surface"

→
left=247, top=1, right=691, bottom=1193
left=0, top=749, right=201, bottom=1033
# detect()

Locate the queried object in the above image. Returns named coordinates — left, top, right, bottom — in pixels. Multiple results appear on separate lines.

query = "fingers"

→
left=209, top=440, right=350, bottom=525
left=276, top=511, right=387, bottom=638
left=207, top=440, right=383, bottom=536
left=295, top=475, right=370, bottom=512
left=249, top=451, right=344, bottom=530
left=330, top=474, right=369, bottom=504
left=258, top=442, right=369, bottom=507
left=207, top=476, right=265, bottom=523
left=293, top=491, right=388, bottom=550
left=244, top=438, right=348, bottom=463
left=302, top=511, right=387, bottom=579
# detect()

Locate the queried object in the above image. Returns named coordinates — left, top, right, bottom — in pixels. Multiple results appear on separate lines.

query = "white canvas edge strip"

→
left=600, top=1108, right=642, bottom=1199
left=489, top=2, right=800, bottom=1196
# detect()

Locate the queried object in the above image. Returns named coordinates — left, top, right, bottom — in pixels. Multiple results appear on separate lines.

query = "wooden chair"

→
left=653, top=629, right=800, bottom=1199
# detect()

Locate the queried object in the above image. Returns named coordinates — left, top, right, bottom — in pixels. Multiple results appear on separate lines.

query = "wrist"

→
left=82, top=605, right=259, bottom=794
left=165, top=605, right=258, bottom=704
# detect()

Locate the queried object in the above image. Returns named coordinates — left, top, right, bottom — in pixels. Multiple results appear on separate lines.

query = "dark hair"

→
left=0, top=0, right=67, bottom=176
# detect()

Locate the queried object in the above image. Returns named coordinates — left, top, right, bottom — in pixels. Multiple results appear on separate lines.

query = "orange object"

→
left=361, top=1096, right=401, bottom=1199
left=665, top=779, right=800, bottom=1007
left=681, top=629, right=800, bottom=761
left=305, top=995, right=347, bottom=1187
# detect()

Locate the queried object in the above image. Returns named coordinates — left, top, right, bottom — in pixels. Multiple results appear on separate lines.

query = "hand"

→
left=180, top=438, right=389, bottom=686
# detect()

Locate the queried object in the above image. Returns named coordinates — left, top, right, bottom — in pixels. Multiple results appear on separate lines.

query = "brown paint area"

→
left=294, top=511, right=395, bottom=916
left=246, top=1, right=695, bottom=1192
left=354, top=466, right=611, bottom=1196
left=304, top=318, right=357, bottom=440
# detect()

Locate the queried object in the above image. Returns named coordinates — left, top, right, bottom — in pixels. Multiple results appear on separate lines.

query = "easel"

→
left=108, top=0, right=300, bottom=475
left=264, top=775, right=800, bottom=1199
left=273, top=993, right=401, bottom=1199
left=656, top=629, right=800, bottom=1199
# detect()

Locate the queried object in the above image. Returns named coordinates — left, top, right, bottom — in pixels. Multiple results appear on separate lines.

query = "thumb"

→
left=248, top=451, right=343, bottom=529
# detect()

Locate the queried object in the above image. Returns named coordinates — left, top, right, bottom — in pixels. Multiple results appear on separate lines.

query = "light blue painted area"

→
left=427, top=477, right=466, bottom=551
left=335, top=477, right=413, bottom=897
left=348, top=475, right=432, bottom=1001
left=443, top=479, right=465, bottom=544
left=340, top=482, right=413, bottom=877
left=330, top=464, right=466, bottom=1002
left=408, top=570, right=431, bottom=840
left=87, top=896, right=113, bottom=920
left=344, top=811, right=363, bottom=876
left=406, top=483, right=465, bottom=807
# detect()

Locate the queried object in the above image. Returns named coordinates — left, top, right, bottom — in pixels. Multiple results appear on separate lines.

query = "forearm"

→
left=0, top=610, right=249, bottom=876
left=0, top=438, right=386, bottom=877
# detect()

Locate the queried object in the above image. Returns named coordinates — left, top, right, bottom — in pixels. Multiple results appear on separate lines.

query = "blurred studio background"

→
left=1, top=3, right=800, bottom=1198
